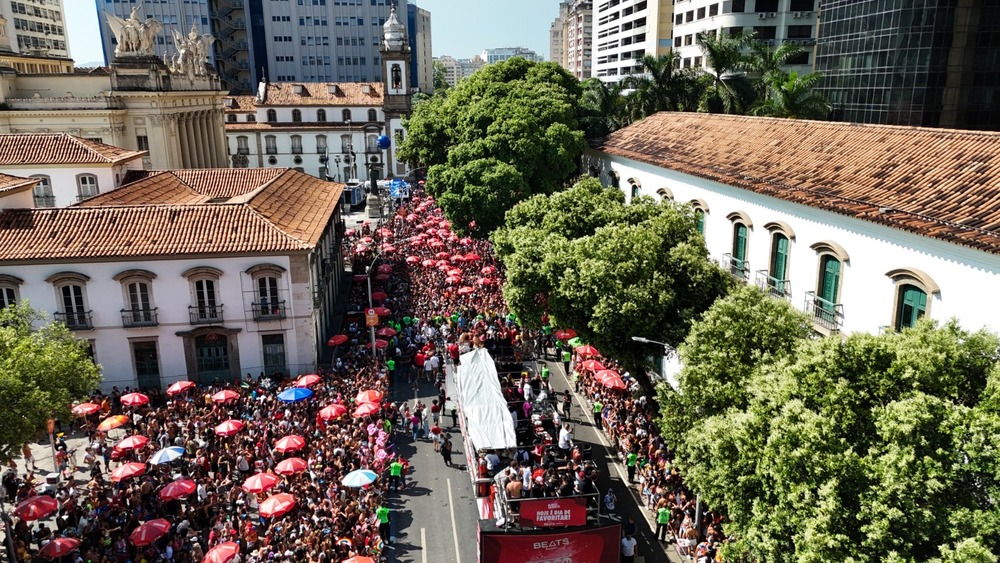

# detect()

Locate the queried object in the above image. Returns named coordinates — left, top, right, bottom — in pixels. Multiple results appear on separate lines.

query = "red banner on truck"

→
left=518, top=497, right=588, bottom=528
left=479, top=524, right=621, bottom=563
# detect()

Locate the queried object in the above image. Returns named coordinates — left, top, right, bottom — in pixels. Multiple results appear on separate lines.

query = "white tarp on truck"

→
left=456, top=347, right=518, bottom=451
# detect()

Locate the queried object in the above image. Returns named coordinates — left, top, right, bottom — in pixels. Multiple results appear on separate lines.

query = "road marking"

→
left=447, top=478, right=462, bottom=563
left=420, top=527, right=427, bottom=563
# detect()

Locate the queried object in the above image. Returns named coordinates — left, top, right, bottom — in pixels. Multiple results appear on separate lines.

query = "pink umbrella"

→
left=361, top=236, right=374, bottom=244
left=166, top=381, right=196, bottom=396
left=447, top=268, right=463, bottom=276
left=575, top=345, right=600, bottom=358
left=457, top=286, right=475, bottom=295
left=421, top=259, right=435, bottom=268
left=371, top=291, right=388, bottom=301
left=214, top=419, right=245, bottom=437
left=380, top=245, right=396, bottom=253
left=374, top=306, right=391, bottom=316
left=295, top=374, right=322, bottom=387
left=369, top=339, right=389, bottom=349
left=130, top=519, right=171, bottom=547
left=445, top=276, right=462, bottom=285
left=376, top=327, right=397, bottom=337
left=242, top=472, right=281, bottom=493
left=203, top=541, right=240, bottom=563
left=477, top=277, right=496, bottom=286
left=71, top=402, right=101, bottom=416
left=436, top=259, right=450, bottom=267
left=120, top=392, right=149, bottom=407
left=434, top=252, right=449, bottom=259
left=114, top=435, right=149, bottom=452
left=356, top=389, right=383, bottom=404
left=14, top=496, right=58, bottom=521
left=429, top=240, right=445, bottom=248
left=38, top=537, right=80, bottom=560
left=377, top=264, right=392, bottom=274
left=450, top=254, right=465, bottom=262
left=344, top=228, right=356, bottom=236
left=353, top=402, right=381, bottom=418
left=406, top=255, right=420, bottom=264
left=579, top=360, right=606, bottom=372
left=460, top=237, right=473, bottom=245
left=111, top=462, right=147, bottom=483
left=211, top=390, right=240, bottom=403
left=274, top=457, right=307, bottom=476
left=481, top=266, right=497, bottom=275
left=274, top=435, right=306, bottom=453
left=319, top=404, right=348, bottom=420
left=158, top=479, right=197, bottom=501
left=376, top=228, right=393, bottom=238
left=259, top=493, right=297, bottom=518
left=465, top=253, right=482, bottom=261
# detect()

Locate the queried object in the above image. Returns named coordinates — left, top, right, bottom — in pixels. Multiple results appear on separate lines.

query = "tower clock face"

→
left=386, top=61, right=406, bottom=95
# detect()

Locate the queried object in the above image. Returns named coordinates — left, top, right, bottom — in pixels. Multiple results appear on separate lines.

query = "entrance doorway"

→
left=195, top=333, right=232, bottom=384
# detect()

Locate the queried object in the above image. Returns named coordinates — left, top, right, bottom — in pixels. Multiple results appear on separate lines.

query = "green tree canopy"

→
left=668, top=318, right=1000, bottom=562
left=0, top=303, right=102, bottom=460
left=751, top=71, right=832, bottom=120
left=397, top=58, right=587, bottom=236
left=492, top=177, right=731, bottom=370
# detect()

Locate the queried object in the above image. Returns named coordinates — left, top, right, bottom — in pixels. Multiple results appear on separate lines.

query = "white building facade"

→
left=478, top=47, right=542, bottom=64
left=433, top=55, right=484, bottom=88
left=587, top=112, right=1000, bottom=336
left=594, top=0, right=673, bottom=80
left=2, top=0, right=69, bottom=58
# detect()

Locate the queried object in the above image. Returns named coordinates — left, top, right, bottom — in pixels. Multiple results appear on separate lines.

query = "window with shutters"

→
left=886, top=268, right=938, bottom=332
left=47, top=272, right=92, bottom=330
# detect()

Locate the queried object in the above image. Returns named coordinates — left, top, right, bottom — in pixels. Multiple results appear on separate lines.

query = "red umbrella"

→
left=579, top=360, right=606, bottom=372
left=356, top=389, right=383, bottom=404
left=376, top=228, right=393, bottom=238
left=421, top=259, right=435, bottom=268
left=203, top=541, right=240, bottom=563
left=327, top=334, right=349, bottom=346
left=274, top=457, right=308, bottom=476
left=375, top=274, right=390, bottom=281
left=361, top=236, right=374, bottom=244
left=211, top=390, right=240, bottom=403
left=243, top=472, right=281, bottom=493
left=371, top=291, right=388, bottom=301
left=575, top=345, right=600, bottom=358
left=274, top=435, right=306, bottom=453
left=71, top=402, right=101, bottom=416
left=14, top=495, right=58, bottom=521
left=166, top=381, right=196, bottom=396
left=114, top=435, right=149, bottom=452
left=343, top=557, right=375, bottom=563
left=353, top=402, right=380, bottom=417
left=369, top=339, right=389, bottom=349
left=380, top=245, right=396, bottom=254
left=406, top=255, right=420, bottom=264
left=465, top=252, right=482, bottom=261
left=259, top=493, right=297, bottom=518
left=457, top=286, right=475, bottom=295
left=344, top=228, right=357, bottom=236
left=481, top=266, right=496, bottom=275
left=296, top=374, right=322, bottom=387
left=158, top=479, right=197, bottom=501
left=97, top=415, right=129, bottom=432
left=111, top=462, right=147, bottom=483
left=373, top=306, right=391, bottom=316
left=477, top=277, right=496, bottom=286
left=554, top=329, right=577, bottom=341
left=120, top=392, right=149, bottom=407
left=598, top=373, right=626, bottom=390
left=450, top=254, right=465, bottom=262
left=38, top=537, right=80, bottom=560
left=130, top=519, right=171, bottom=547
left=436, top=259, right=450, bottom=267
left=319, top=404, right=348, bottom=420
left=445, top=276, right=462, bottom=285
left=214, top=419, right=245, bottom=437
left=376, top=327, right=397, bottom=337
left=595, top=369, right=620, bottom=380
left=434, top=251, right=449, bottom=259
left=377, top=264, right=392, bottom=274
left=460, top=237, right=473, bottom=245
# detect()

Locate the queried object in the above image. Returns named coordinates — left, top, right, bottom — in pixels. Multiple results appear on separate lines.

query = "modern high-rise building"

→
left=434, top=55, right=484, bottom=88
left=407, top=3, right=433, bottom=93
left=4, top=0, right=70, bottom=58
left=550, top=1, right=570, bottom=64
left=815, top=0, right=1000, bottom=131
left=479, top=47, right=542, bottom=64
left=671, top=0, right=816, bottom=74
left=564, top=0, right=593, bottom=79
left=593, top=0, right=673, bottom=80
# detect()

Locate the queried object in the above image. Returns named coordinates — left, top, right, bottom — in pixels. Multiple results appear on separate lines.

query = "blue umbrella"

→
left=341, top=469, right=378, bottom=488
left=149, top=447, right=185, bottom=465
left=278, top=387, right=313, bottom=403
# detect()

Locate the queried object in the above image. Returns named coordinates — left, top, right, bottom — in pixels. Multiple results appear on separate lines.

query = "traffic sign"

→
left=366, top=308, right=379, bottom=327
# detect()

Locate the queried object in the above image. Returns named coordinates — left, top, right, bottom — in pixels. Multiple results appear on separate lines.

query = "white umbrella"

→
left=149, top=446, right=185, bottom=465
left=341, top=469, right=378, bottom=488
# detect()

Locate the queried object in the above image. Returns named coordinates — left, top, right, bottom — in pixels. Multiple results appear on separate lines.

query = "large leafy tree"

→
left=0, top=303, right=102, bottom=460
left=493, top=177, right=731, bottom=370
left=397, top=58, right=586, bottom=236
left=669, top=319, right=1000, bottom=562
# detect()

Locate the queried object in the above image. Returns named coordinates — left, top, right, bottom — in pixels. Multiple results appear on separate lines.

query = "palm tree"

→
left=751, top=71, right=831, bottom=120
left=579, top=78, right=628, bottom=139
left=743, top=41, right=802, bottom=97
left=696, top=29, right=756, bottom=114
left=621, top=52, right=686, bottom=120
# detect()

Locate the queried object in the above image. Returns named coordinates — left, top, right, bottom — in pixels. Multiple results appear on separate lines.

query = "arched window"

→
left=689, top=199, right=709, bottom=235
left=31, top=175, right=54, bottom=208
left=266, top=109, right=277, bottom=122
left=317, top=109, right=327, bottom=122
left=46, top=272, right=92, bottom=330
left=246, top=114, right=256, bottom=122
left=76, top=174, right=99, bottom=201
left=886, top=268, right=939, bottom=331
left=247, top=264, right=287, bottom=321
left=183, top=267, right=224, bottom=325
left=290, top=135, right=303, bottom=154
left=236, top=136, right=249, bottom=155
left=807, top=241, right=849, bottom=332
left=315, top=134, right=327, bottom=154
left=626, top=178, right=641, bottom=201
left=0, top=274, right=22, bottom=310
left=367, top=108, right=377, bottom=121
left=340, top=134, right=352, bottom=153
left=656, top=187, right=673, bottom=201
left=762, top=221, right=795, bottom=298
left=114, top=269, right=158, bottom=327
left=264, top=135, right=277, bottom=155
left=291, top=109, right=302, bottom=122
left=725, top=211, right=752, bottom=281
left=227, top=114, right=237, bottom=123
left=342, top=109, right=351, bottom=122
left=366, top=134, right=378, bottom=152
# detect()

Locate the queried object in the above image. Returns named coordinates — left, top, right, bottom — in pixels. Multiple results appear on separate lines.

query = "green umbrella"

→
left=567, top=336, right=583, bottom=348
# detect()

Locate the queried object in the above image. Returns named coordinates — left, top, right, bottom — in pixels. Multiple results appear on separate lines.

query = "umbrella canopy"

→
left=274, top=457, right=308, bottom=476
left=39, top=537, right=80, bottom=560
left=434, top=251, right=449, bottom=259
left=214, top=419, right=244, bottom=437
left=373, top=306, right=391, bottom=316
left=406, top=255, right=420, bottom=264
left=327, top=334, right=349, bottom=346
left=71, top=402, right=101, bottom=416
left=447, top=268, right=463, bottom=276
left=344, top=228, right=356, bottom=237
left=274, top=435, right=306, bottom=453
left=578, top=360, right=606, bottom=372
left=259, top=493, right=296, bottom=518
left=369, top=339, right=389, bottom=349
left=567, top=337, right=583, bottom=348
left=318, top=404, right=348, bottom=421
left=211, top=390, right=240, bottom=403
left=376, top=228, right=393, bottom=238
left=97, top=415, right=129, bottom=432
left=129, top=519, right=171, bottom=547
left=165, top=381, right=196, bottom=396
left=380, top=244, right=396, bottom=254
left=457, top=286, right=475, bottom=295
left=149, top=446, right=186, bottom=465
left=481, top=265, right=497, bottom=275
left=120, top=392, right=149, bottom=407
left=596, top=370, right=626, bottom=390
left=575, top=345, right=600, bottom=358
left=554, top=329, right=577, bottom=341
left=375, top=273, right=390, bottom=281
left=465, top=252, right=481, bottom=261
left=353, top=402, right=380, bottom=417
left=277, top=387, right=313, bottom=403
left=459, top=237, right=473, bottom=245
left=445, top=276, right=462, bottom=285
left=158, top=479, right=197, bottom=501
left=361, top=236, right=374, bottom=243
left=377, top=264, right=392, bottom=274
left=14, top=495, right=58, bottom=521
left=203, top=541, right=240, bottom=563
left=371, top=291, right=388, bottom=301
left=421, top=259, right=435, bottom=268
left=114, top=435, right=149, bottom=452
left=242, top=472, right=281, bottom=493
left=376, top=327, right=397, bottom=337
left=295, top=374, right=322, bottom=388
left=356, top=389, right=383, bottom=404
left=111, top=462, right=147, bottom=482
left=341, top=469, right=378, bottom=488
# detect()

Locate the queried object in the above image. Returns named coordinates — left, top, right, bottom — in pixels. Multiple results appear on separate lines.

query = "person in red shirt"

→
left=414, top=351, right=426, bottom=371
left=447, top=341, right=460, bottom=366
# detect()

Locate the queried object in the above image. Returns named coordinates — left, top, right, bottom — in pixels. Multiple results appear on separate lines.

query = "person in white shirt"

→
left=558, top=424, right=574, bottom=451
left=621, top=532, right=637, bottom=563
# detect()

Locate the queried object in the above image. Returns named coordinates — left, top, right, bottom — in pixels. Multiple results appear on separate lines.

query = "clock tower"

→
left=380, top=4, right=411, bottom=177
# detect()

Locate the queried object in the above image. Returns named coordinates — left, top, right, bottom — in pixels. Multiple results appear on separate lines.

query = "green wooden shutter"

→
left=895, top=285, right=927, bottom=330
left=771, top=234, right=789, bottom=282
left=819, top=256, right=840, bottom=309
left=733, top=224, right=748, bottom=261
left=695, top=210, right=705, bottom=234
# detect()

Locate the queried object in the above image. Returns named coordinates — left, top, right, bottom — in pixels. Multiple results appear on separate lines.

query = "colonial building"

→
left=0, top=168, right=346, bottom=390
left=588, top=112, right=1000, bottom=336
left=0, top=133, right=146, bottom=208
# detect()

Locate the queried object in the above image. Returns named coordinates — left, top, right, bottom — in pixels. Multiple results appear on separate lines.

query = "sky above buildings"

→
left=67, top=1, right=559, bottom=67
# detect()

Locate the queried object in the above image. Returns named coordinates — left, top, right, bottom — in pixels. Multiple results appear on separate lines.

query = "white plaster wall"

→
left=227, top=129, right=384, bottom=182
left=0, top=164, right=119, bottom=207
left=594, top=151, right=1000, bottom=335
left=254, top=106, right=383, bottom=123
left=3, top=253, right=320, bottom=390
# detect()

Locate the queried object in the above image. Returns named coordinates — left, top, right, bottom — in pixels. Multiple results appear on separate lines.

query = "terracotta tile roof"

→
left=593, top=113, right=1000, bottom=256
left=0, top=169, right=343, bottom=261
left=223, top=82, right=384, bottom=110
left=0, top=173, right=38, bottom=195
left=0, top=133, right=146, bottom=165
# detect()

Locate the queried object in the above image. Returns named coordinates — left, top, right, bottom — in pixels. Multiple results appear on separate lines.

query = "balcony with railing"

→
left=33, top=195, right=55, bottom=208
left=265, top=146, right=277, bottom=155
left=189, top=304, right=224, bottom=325
left=721, top=253, right=749, bottom=282
left=291, top=146, right=303, bottom=154
left=252, top=300, right=287, bottom=322
left=55, top=311, right=93, bottom=331
left=803, top=292, right=844, bottom=332
left=121, top=308, right=158, bottom=328
left=755, top=270, right=791, bottom=300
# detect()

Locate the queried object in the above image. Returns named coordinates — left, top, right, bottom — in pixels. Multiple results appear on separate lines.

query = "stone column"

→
left=214, top=111, right=228, bottom=168
left=195, top=114, right=208, bottom=169
left=179, top=115, right=191, bottom=168
left=185, top=115, right=199, bottom=168
left=205, top=112, right=221, bottom=168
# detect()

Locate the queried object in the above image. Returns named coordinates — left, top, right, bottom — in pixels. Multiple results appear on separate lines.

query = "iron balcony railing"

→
left=55, top=311, right=93, bottom=331
left=33, top=195, right=56, bottom=207
left=804, top=291, right=844, bottom=332
left=252, top=301, right=287, bottom=322
left=755, top=270, right=791, bottom=300
left=121, top=307, right=158, bottom=328
left=721, top=253, right=749, bottom=282
left=189, top=304, right=224, bottom=325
